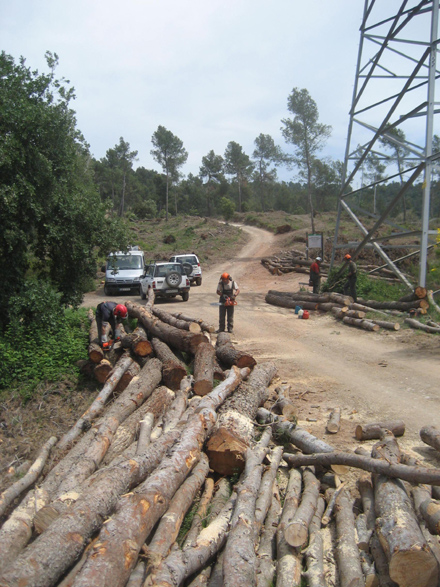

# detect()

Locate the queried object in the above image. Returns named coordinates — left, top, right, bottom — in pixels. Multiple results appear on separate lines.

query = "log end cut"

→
left=389, top=549, right=438, bottom=587
left=206, top=428, right=248, bottom=476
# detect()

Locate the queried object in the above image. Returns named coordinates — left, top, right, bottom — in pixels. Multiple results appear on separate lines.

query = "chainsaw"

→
left=224, top=296, right=237, bottom=307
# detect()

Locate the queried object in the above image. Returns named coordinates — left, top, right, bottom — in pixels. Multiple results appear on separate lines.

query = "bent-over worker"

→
left=96, top=302, right=128, bottom=349
left=343, top=254, right=357, bottom=302
left=216, top=272, right=239, bottom=334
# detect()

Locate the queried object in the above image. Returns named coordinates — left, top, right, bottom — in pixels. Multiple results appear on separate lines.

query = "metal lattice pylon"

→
left=331, top=0, right=440, bottom=289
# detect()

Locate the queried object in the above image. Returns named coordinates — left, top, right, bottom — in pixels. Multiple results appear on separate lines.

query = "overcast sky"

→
left=1, top=1, right=436, bottom=182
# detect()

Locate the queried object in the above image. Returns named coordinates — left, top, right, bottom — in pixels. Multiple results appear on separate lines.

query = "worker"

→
left=216, top=272, right=240, bottom=334
left=309, top=256, right=322, bottom=294
left=343, top=254, right=357, bottom=302
left=96, top=302, right=128, bottom=349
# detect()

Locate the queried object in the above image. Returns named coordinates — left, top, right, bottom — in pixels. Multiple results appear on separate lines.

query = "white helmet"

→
left=316, top=256, right=322, bottom=261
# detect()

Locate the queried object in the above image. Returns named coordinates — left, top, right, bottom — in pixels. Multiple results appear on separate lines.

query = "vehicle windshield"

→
left=108, top=255, right=143, bottom=270
left=177, top=256, right=198, bottom=265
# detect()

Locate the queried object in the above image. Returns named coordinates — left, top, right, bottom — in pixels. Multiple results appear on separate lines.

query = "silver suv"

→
left=168, top=254, right=202, bottom=286
left=140, top=262, right=190, bottom=302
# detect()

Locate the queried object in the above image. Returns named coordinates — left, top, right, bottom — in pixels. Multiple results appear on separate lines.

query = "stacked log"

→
left=261, top=251, right=328, bottom=276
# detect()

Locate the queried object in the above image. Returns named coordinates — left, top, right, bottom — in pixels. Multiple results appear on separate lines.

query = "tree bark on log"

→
left=121, top=325, right=153, bottom=357
left=93, top=358, right=113, bottom=383
left=428, top=290, right=440, bottom=313
left=0, top=427, right=183, bottom=587
left=268, top=290, right=330, bottom=303
left=145, top=493, right=236, bottom=587
left=126, top=301, right=209, bottom=354
left=272, top=385, right=296, bottom=421
left=370, top=531, right=398, bottom=587
left=335, top=489, right=365, bottom=587
left=265, top=293, right=318, bottom=311
left=342, top=316, right=380, bottom=331
left=255, top=445, right=284, bottom=530
left=52, top=359, right=163, bottom=499
left=0, top=436, right=57, bottom=518
left=222, top=429, right=272, bottom=587
left=170, top=311, right=216, bottom=333
left=356, top=513, right=372, bottom=552
left=145, top=453, right=210, bottom=570
left=114, top=360, right=142, bottom=392
left=126, top=561, right=146, bottom=587
left=207, top=362, right=277, bottom=475
left=420, top=426, right=440, bottom=453
left=369, top=319, right=400, bottom=331
left=162, top=377, right=193, bottom=434
left=151, top=337, right=188, bottom=391
left=404, top=318, right=440, bottom=333
left=57, top=352, right=135, bottom=450
left=358, top=298, right=429, bottom=311
left=276, top=467, right=303, bottom=587
left=194, top=341, right=216, bottom=396
left=87, top=310, right=104, bottom=364
left=332, top=307, right=364, bottom=319
left=256, top=483, right=281, bottom=587
left=357, top=474, right=376, bottom=532
left=329, top=292, right=353, bottom=306
left=321, top=482, right=346, bottom=527
left=283, top=451, right=440, bottom=485
left=356, top=421, right=405, bottom=441
left=326, top=407, right=341, bottom=433
left=136, top=413, right=154, bottom=455
left=284, top=467, right=320, bottom=548
left=152, top=306, right=202, bottom=333
left=183, top=478, right=215, bottom=548
left=215, top=332, right=257, bottom=369
left=101, top=385, right=174, bottom=466
left=303, top=497, right=326, bottom=587
left=61, top=367, right=244, bottom=587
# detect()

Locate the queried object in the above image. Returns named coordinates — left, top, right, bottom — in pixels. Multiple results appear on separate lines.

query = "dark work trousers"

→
left=344, top=275, right=357, bottom=302
left=219, top=304, right=234, bottom=332
left=310, top=275, right=320, bottom=294
left=96, top=302, right=117, bottom=345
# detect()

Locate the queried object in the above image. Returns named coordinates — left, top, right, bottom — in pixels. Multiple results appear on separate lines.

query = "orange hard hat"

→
left=221, top=272, right=229, bottom=280
left=344, top=254, right=352, bottom=260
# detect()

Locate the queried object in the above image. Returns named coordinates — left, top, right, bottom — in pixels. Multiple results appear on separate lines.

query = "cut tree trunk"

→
left=255, top=445, right=284, bottom=530
left=342, top=316, right=380, bottom=331
left=335, top=489, right=365, bottom=587
left=355, top=421, right=405, bottom=441
left=420, top=426, right=440, bottom=453
left=206, top=362, right=277, bottom=475
left=370, top=531, right=397, bottom=587
left=332, top=307, right=364, bottom=319
left=151, top=337, right=187, bottom=391
left=193, top=341, right=216, bottom=396
left=267, top=290, right=330, bottom=303
left=272, top=384, right=296, bottom=421
left=87, top=310, right=104, bottom=364
left=404, top=318, right=440, bottom=333
left=0, top=436, right=57, bottom=518
left=121, top=325, right=153, bottom=357
left=215, top=332, right=257, bottom=369
left=284, top=467, right=320, bottom=548
left=282, top=451, right=440, bottom=485
left=265, top=293, right=318, bottom=311
left=93, top=359, right=113, bottom=384
left=357, top=474, right=376, bottom=531
left=319, top=302, right=349, bottom=312
left=114, top=360, right=142, bottom=393
left=256, top=482, right=281, bottom=587
left=170, top=311, right=216, bottom=333
left=303, top=496, right=325, bottom=587
left=326, top=407, right=341, bottom=433
left=145, top=453, right=210, bottom=570
left=126, top=301, right=209, bottom=354
left=101, top=385, right=174, bottom=466
left=57, top=352, right=135, bottom=450
left=276, top=468, right=303, bottom=587
left=222, top=430, right=272, bottom=587
left=358, top=298, right=429, bottom=312
left=369, top=319, right=400, bottom=331
left=136, top=413, right=154, bottom=455
left=152, top=306, right=202, bottom=333
left=183, top=477, right=215, bottom=548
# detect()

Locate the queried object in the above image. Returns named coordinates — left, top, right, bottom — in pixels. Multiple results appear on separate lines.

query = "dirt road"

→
left=84, top=224, right=440, bottom=453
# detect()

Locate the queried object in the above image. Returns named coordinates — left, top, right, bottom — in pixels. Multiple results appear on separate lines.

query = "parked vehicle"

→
left=140, top=262, right=190, bottom=302
left=168, top=253, right=202, bottom=286
left=102, top=247, right=145, bottom=295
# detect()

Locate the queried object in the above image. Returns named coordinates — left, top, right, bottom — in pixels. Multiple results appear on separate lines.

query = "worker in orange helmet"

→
left=96, top=302, right=128, bottom=349
left=343, top=254, right=357, bottom=302
left=216, top=272, right=240, bottom=334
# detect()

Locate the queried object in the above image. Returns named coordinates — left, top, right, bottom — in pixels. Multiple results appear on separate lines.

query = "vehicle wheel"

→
left=140, top=287, right=146, bottom=300
left=166, top=271, right=181, bottom=287
left=182, top=292, right=189, bottom=302
left=196, top=277, right=202, bottom=286
left=182, top=263, right=192, bottom=276
left=104, top=285, right=112, bottom=296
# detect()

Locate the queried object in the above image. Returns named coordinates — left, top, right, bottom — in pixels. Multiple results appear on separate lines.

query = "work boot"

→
left=228, top=329, right=234, bottom=334
left=215, top=329, right=224, bottom=334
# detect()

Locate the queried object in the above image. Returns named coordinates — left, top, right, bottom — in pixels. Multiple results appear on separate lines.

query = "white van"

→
left=102, top=247, right=145, bottom=295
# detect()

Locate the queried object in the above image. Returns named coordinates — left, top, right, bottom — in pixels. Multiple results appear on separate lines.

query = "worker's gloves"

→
left=114, top=328, right=122, bottom=342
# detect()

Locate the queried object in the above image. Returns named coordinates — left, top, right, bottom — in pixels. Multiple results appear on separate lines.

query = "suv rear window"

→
left=172, top=255, right=198, bottom=265
left=154, top=264, right=183, bottom=277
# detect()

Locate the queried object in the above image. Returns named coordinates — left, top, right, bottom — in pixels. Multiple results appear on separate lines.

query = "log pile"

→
left=265, top=288, right=439, bottom=334
left=261, top=250, right=329, bottom=276
left=3, top=295, right=440, bottom=587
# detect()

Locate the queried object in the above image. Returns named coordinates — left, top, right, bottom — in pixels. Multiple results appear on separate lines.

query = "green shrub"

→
left=0, top=283, right=89, bottom=399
